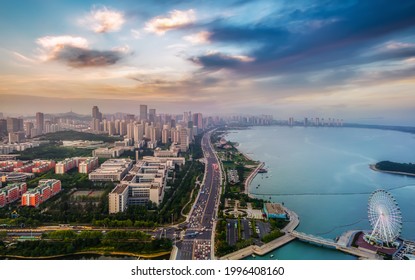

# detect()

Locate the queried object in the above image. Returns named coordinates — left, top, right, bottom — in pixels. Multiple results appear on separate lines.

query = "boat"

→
left=258, top=168, right=268, bottom=173
left=270, top=254, right=274, bottom=258
left=251, top=254, right=256, bottom=258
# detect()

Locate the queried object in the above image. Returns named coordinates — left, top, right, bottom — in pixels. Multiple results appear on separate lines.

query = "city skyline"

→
left=1, top=0, right=415, bottom=125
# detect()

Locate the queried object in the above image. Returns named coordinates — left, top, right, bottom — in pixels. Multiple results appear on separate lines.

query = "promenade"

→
left=244, top=161, right=264, bottom=198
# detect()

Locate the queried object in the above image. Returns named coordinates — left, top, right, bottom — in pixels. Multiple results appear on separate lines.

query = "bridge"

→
left=290, top=230, right=337, bottom=248
left=289, top=230, right=381, bottom=259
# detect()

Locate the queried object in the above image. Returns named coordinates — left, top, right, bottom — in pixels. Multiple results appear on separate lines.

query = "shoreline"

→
left=218, top=135, right=299, bottom=260
left=369, top=164, right=415, bottom=177
left=244, top=161, right=264, bottom=198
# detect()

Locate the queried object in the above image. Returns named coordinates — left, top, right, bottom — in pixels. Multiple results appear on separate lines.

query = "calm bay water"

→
left=226, top=126, right=415, bottom=260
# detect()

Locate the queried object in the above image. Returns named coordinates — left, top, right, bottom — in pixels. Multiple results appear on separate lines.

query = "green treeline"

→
left=19, top=145, right=92, bottom=160
left=0, top=230, right=171, bottom=257
left=38, top=131, right=120, bottom=143
left=375, top=161, right=415, bottom=175
left=261, top=229, right=284, bottom=243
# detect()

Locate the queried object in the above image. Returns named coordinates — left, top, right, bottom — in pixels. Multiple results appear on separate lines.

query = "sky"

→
left=0, top=0, right=415, bottom=125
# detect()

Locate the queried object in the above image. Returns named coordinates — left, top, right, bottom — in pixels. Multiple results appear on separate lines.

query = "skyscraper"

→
left=179, top=127, right=189, bottom=151
left=149, top=108, right=156, bottom=123
left=7, top=117, right=21, bottom=133
left=134, top=123, right=144, bottom=144
left=36, top=112, right=44, bottom=134
left=91, top=106, right=102, bottom=131
left=92, top=106, right=101, bottom=120
left=0, top=119, right=7, bottom=136
left=140, top=105, right=148, bottom=122
left=192, top=113, right=203, bottom=132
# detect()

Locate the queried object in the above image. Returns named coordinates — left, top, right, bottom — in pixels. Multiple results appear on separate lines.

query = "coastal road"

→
left=176, top=130, right=222, bottom=260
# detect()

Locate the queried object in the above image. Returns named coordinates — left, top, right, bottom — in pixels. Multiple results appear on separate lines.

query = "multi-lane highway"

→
left=176, top=130, right=222, bottom=260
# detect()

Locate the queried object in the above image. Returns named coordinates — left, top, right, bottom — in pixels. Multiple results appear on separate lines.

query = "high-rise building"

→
left=127, top=122, right=134, bottom=140
left=179, top=128, right=189, bottom=151
left=44, top=120, right=52, bottom=133
left=133, top=123, right=144, bottom=144
left=192, top=113, right=203, bottom=132
left=139, top=105, right=147, bottom=122
left=171, top=127, right=179, bottom=143
left=24, top=122, right=34, bottom=137
left=119, top=120, right=127, bottom=136
left=92, top=106, right=101, bottom=120
left=108, top=121, right=116, bottom=136
left=92, top=106, right=102, bottom=131
left=36, top=112, right=44, bottom=134
left=162, top=128, right=169, bottom=144
left=0, top=119, right=7, bottom=136
left=7, top=117, right=21, bottom=133
left=149, top=108, right=156, bottom=123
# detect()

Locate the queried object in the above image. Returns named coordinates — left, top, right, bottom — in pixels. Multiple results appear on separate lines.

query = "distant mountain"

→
left=44, top=111, right=91, bottom=120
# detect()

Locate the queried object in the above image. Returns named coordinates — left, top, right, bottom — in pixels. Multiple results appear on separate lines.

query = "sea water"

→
left=225, top=126, right=415, bottom=260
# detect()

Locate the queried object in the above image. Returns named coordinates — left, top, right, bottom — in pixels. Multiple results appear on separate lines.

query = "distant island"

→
left=370, top=161, right=415, bottom=177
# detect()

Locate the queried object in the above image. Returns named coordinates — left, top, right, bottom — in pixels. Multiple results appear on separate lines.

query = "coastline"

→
left=217, top=137, right=299, bottom=260
left=369, top=164, right=415, bottom=177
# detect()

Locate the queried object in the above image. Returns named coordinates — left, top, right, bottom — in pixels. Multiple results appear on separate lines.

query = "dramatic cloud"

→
left=36, top=35, right=124, bottom=68
left=189, top=51, right=254, bottom=70
left=145, top=9, right=195, bottom=35
left=183, top=31, right=211, bottom=44
left=194, top=0, right=415, bottom=78
left=82, top=6, right=125, bottom=33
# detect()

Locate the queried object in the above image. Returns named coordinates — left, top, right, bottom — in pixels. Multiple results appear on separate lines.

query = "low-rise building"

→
left=21, top=179, right=61, bottom=207
left=89, top=158, right=133, bottom=182
left=0, top=182, right=27, bottom=207
left=55, top=157, right=99, bottom=174
left=0, top=160, right=55, bottom=173
left=78, top=157, right=99, bottom=174
left=154, top=148, right=179, bottom=158
left=108, top=159, right=177, bottom=213
left=142, top=156, right=185, bottom=168
left=55, top=158, right=78, bottom=174
left=263, top=203, right=287, bottom=219
left=92, top=147, right=132, bottom=158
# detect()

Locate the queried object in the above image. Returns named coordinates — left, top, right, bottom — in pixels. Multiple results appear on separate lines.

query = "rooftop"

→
left=265, top=203, right=285, bottom=215
left=111, top=184, right=128, bottom=194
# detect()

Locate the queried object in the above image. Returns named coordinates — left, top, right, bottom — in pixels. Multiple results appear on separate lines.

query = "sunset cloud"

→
left=183, top=31, right=211, bottom=44
left=145, top=9, right=195, bottom=35
left=36, top=35, right=124, bottom=68
left=81, top=6, right=125, bottom=33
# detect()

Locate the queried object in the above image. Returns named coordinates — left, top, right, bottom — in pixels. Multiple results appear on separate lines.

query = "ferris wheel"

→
left=365, top=190, right=402, bottom=247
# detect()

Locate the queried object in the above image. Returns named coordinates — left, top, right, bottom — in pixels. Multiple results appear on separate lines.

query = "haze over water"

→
left=226, top=126, right=415, bottom=260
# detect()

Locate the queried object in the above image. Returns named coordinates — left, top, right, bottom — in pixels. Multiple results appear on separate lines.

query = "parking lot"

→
left=226, top=218, right=271, bottom=246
